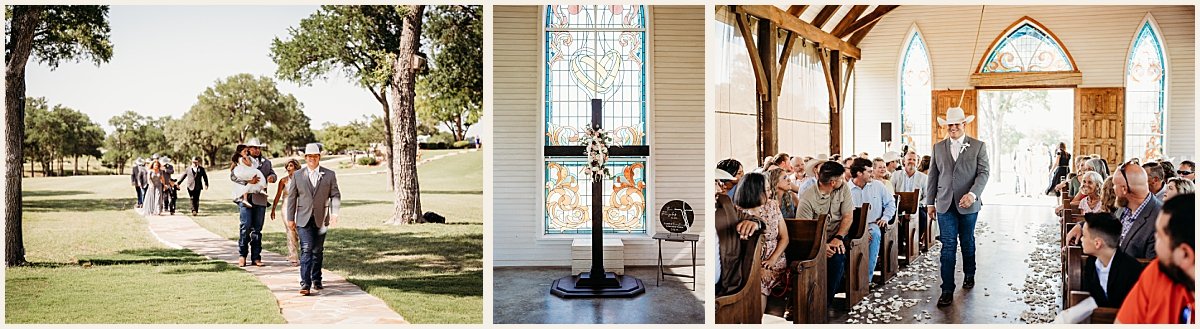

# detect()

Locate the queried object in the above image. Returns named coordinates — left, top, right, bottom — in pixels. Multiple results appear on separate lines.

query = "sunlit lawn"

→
left=192, top=150, right=483, bottom=324
left=8, top=176, right=284, bottom=324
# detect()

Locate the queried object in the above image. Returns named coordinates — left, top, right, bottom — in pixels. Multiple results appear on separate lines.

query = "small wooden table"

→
left=653, top=232, right=700, bottom=290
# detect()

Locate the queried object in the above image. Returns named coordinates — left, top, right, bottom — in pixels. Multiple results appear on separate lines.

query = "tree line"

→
left=6, top=5, right=481, bottom=266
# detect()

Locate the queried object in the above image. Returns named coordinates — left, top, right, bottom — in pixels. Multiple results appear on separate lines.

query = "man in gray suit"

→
left=231, top=137, right=278, bottom=267
left=177, top=156, right=209, bottom=216
left=286, top=143, right=341, bottom=296
left=1067, top=161, right=1159, bottom=259
left=131, top=158, right=148, bottom=208
left=924, top=107, right=990, bottom=307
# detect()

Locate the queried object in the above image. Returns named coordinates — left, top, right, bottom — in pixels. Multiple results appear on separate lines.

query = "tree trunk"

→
left=85, top=157, right=90, bottom=175
left=73, top=155, right=79, bottom=176
left=382, top=100, right=396, bottom=191
left=389, top=5, right=425, bottom=225
left=5, top=6, right=41, bottom=267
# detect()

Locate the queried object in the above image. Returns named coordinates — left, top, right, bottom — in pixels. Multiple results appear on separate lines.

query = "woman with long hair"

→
left=1099, top=176, right=1119, bottom=213
left=734, top=172, right=788, bottom=312
left=1046, top=142, right=1071, bottom=196
left=270, top=159, right=303, bottom=266
left=145, top=161, right=165, bottom=216
left=766, top=167, right=798, bottom=219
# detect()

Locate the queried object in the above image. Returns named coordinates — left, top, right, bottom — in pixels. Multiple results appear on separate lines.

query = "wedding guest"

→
left=1116, top=194, right=1194, bottom=324
left=177, top=156, right=208, bottom=216
left=271, top=159, right=304, bottom=267
left=849, top=157, right=896, bottom=283
left=1080, top=212, right=1146, bottom=308
left=145, top=160, right=165, bottom=216
left=286, top=143, right=342, bottom=296
left=716, top=168, right=765, bottom=297
left=767, top=167, right=798, bottom=219
left=1177, top=160, right=1195, bottom=181
left=161, top=156, right=178, bottom=215
left=131, top=158, right=147, bottom=208
left=1143, top=162, right=1168, bottom=200
left=1162, top=177, right=1194, bottom=201
left=734, top=172, right=787, bottom=309
left=231, top=138, right=277, bottom=267
left=795, top=161, right=854, bottom=308
left=718, top=158, right=745, bottom=200
left=1068, top=162, right=1161, bottom=259
left=1046, top=142, right=1071, bottom=196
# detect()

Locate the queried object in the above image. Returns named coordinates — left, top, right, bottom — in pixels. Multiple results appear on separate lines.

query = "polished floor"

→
left=493, top=266, right=705, bottom=324
left=764, top=197, right=1064, bottom=324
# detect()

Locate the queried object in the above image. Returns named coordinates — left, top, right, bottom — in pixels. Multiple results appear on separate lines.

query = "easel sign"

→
left=658, top=200, right=694, bottom=239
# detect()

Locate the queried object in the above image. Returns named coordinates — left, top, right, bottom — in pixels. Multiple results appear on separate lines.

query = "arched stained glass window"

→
left=1125, top=19, right=1167, bottom=161
left=543, top=5, right=648, bottom=235
left=981, top=19, right=1073, bottom=73
left=900, top=29, right=933, bottom=156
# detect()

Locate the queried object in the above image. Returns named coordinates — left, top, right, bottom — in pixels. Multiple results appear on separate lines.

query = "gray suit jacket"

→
left=230, top=156, right=276, bottom=206
left=925, top=136, right=990, bottom=214
left=1115, top=195, right=1160, bottom=259
left=285, top=166, right=341, bottom=228
left=178, top=166, right=208, bottom=191
left=131, top=166, right=148, bottom=187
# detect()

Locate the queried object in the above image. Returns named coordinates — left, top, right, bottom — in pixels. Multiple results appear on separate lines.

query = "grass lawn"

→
left=8, top=176, right=284, bottom=324
left=193, top=150, right=483, bottom=324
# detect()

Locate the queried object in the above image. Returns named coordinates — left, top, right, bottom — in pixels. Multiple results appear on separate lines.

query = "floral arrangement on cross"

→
left=581, top=125, right=617, bottom=178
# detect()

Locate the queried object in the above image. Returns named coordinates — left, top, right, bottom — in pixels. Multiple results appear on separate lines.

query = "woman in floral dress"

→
left=734, top=172, right=789, bottom=308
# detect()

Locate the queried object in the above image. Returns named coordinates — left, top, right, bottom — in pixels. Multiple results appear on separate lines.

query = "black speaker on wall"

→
left=881, top=122, right=893, bottom=143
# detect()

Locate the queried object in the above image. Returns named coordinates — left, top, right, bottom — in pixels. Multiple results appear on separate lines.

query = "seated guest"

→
left=1100, top=176, right=1119, bottom=213
left=848, top=158, right=896, bottom=283
left=1058, top=171, right=1104, bottom=214
left=1069, top=162, right=1161, bottom=259
left=892, top=151, right=928, bottom=234
left=883, top=151, right=901, bottom=173
left=1117, top=193, right=1194, bottom=324
left=767, top=167, right=799, bottom=219
left=1143, top=162, right=1167, bottom=200
left=716, top=168, right=765, bottom=297
left=797, top=158, right=824, bottom=194
left=795, top=161, right=854, bottom=307
left=718, top=158, right=744, bottom=200
left=1160, top=160, right=1177, bottom=181
left=735, top=172, right=788, bottom=308
left=1087, top=157, right=1110, bottom=181
left=1177, top=160, right=1195, bottom=181
left=918, top=155, right=932, bottom=175
left=872, top=157, right=895, bottom=195
left=1162, top=177, right=1194, bottom=201
left=1080, top=212, right=1147, bottom=308
left=1057, top=156, right=1093, bottom=197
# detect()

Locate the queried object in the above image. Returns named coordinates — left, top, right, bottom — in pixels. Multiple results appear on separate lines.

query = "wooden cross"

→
left=549, top=98, right=648, bottom=297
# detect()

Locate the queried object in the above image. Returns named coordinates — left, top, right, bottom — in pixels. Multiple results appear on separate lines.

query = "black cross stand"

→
left=550, top=99, right=647, bottom=298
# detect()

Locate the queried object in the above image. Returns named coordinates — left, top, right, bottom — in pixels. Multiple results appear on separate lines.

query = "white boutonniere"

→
left=961, top=141, right=971, bottom=153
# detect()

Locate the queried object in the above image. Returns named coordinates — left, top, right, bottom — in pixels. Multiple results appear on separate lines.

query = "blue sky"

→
left=25, top=5, right=383, bottom=133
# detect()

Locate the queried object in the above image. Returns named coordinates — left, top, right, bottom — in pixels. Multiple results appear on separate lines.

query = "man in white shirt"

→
left=286, top=143, right=342, bottom=296
left=848, top=158, right=896, bottom=284
left=892, top=151, right=929, bottom=236
left=1079, top=212, right=1146, bottom=308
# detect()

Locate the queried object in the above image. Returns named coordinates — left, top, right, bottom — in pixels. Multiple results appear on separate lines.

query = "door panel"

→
left=1074, top=88, right=1125, bottom=166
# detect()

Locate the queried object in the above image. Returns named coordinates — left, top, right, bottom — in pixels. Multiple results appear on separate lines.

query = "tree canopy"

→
left=416, top=5, right=482, bottom=142
left=4, top=5, right=113, bottom=68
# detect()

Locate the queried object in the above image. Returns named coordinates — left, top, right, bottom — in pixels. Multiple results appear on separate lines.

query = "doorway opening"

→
left=977, top=88, right=1074, bottom=206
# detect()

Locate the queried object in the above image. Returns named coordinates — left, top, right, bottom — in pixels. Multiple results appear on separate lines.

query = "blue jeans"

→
left=867, top=223, right=882, bottom=283
left=297, top=219, right=326, bottom=289
left=135, top=186, right=145, bottom=206
left=827, top=252, right=848, bottom=304
left=237, top=204, right=266, bottom=261
left=937, top=208, right=978, bottom=291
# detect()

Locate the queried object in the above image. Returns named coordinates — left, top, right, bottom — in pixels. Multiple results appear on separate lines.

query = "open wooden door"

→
left=1074, top=88, right=1124, bottom=166
left=931, top=89, right=978, bottom=144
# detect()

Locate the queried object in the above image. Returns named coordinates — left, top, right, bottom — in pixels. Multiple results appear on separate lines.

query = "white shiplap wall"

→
left=493, top=6, right=706, bottom=267
left=852, top=5, right=1195, bottom=160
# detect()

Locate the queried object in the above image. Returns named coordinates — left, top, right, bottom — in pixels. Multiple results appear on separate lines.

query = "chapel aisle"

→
left=824, top=203, right=1063, bottom=324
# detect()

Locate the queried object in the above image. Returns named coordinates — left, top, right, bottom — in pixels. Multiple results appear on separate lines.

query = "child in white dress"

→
left=231, top=152, right=266, bottom=208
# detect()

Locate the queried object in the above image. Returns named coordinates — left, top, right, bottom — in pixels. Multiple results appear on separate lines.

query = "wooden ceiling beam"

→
left=786, top=5, right=808, bottom=17
left=836, top=5, right=898, bottom=39
left=829, top=5, right=869, bottom=39
left=848, top=20, right=878, bottom=46
left=810, top=5, right=840, bottom=29
left=734, top=5, right=861, bottom=59
left=734, top=12, right=769, bottom=95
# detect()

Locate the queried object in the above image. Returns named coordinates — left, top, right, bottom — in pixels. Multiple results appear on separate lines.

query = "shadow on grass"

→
left=22, top=190, right=93, bottom=197
left=23, top=198, right=135, bottom=213
left=77, top=248, right=207, bottom=266
left=260, top=228, right=483, bottom=298
left=421, top=190, right=483, bottom=195
left=160, top=260, right=240, bottom=274
left=192, top=199, right=390, bottom=218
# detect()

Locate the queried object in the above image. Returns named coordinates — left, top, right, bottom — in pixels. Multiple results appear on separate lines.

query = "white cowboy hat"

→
left=159, top=157, right=171, bottom=165
left=240, top=137, right=267, bottom=148
left=937, top=107, right=975, bottom=125
left=882, top=151, right=902, bottom=163
left=151, top=153, right=160, bottom=159
left=715, top=168, right=735, bottom=181
left=134, top=158, right=144, bottom=166
left=804, top=158, right=825, bottom=174
left=303, top=143, right=323, bottom=156
left=814, top=154, right=829, bottom=161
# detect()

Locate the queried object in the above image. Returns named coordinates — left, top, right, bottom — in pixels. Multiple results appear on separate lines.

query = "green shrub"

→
left=357, top=156, right=378, bottom=166
left=452, top=141, right=471, bottom=149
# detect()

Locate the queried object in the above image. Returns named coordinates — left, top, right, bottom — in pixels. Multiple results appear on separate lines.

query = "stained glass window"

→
left=544, top=5, right=648, bottom=234
left=899, top=30, right=933, bottom=156
left=1125, top=20, right=1166, bottom=161
left=981, top=20, right=1073, bottom=73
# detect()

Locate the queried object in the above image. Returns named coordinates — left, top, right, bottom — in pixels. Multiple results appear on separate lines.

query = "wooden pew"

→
left=785, top=215, right=828, bottom=324
left=839, top=204, right=871, bottom=309
left=874, top=214, right=898, bottom=285
left=1065, top=291, right=1120, bottom=324
left=1061, top=245, right=1084, bottom=310
left=715, top=236, right=764, bottom=324
left=895, top=190, right=920, bottom=266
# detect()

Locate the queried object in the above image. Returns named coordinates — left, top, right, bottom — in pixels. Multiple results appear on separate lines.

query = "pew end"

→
left=715, top=237, right=764, bottom=324
left=785, top=215, right=828, bottom=324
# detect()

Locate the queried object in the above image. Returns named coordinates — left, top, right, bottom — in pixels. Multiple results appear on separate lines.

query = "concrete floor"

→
left=759, top=198, right=1063, bottom=324
left=493, top=266, right=705, bottom=324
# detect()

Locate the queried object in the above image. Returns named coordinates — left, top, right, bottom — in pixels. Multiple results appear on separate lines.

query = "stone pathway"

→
left=138, top=210, right=408, bottom=324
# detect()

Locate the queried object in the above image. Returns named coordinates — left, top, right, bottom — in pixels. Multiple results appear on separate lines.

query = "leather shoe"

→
left=963, top=276, right=975, bottom=289
left=937, top=292, right=953, bottom=307
left=299, top=289, right=310, bottom=296
left=314, top=283, right=324, bottom=290
left=238, top=257, right=246, bottom=267
left=254, top=260, right=264, bottom=267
